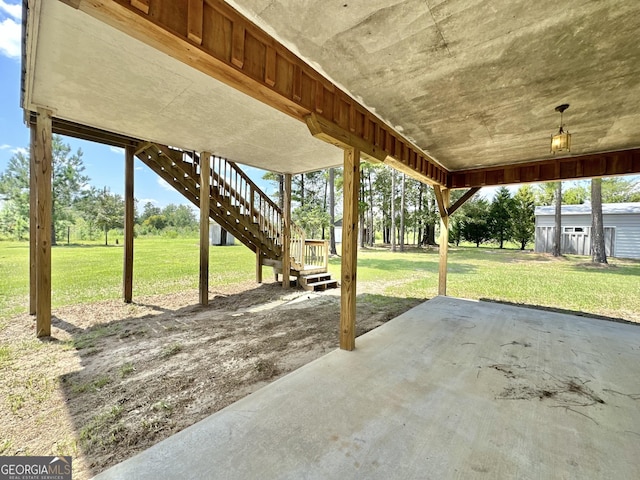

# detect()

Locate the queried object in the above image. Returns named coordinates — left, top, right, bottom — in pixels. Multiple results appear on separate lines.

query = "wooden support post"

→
left=29, top=125, right=36, bottom=315
left=199, top=152, right=211, bottom=305
left=437, top=187, right=450, bottom=296
left=340, top=147, right=360, bottom=351
left=255, top=247, right=262, bottom=283
left=34, top=108, right=52, bottom=337
left=282, top=173, right=292, bottom=288
left=123, top=146, right=135, bottom=303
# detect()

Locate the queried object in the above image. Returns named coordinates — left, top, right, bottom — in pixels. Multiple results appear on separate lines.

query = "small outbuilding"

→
left=209, top=223, right=235, bottom=246
left=535, top=203, right=640, bottom=259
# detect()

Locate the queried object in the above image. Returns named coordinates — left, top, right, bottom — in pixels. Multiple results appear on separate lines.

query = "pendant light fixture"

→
left=550, top=104, right=571, bottom=153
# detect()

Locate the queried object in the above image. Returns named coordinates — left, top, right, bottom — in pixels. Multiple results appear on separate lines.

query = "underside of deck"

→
left=94, top=296, right=640, bottom=479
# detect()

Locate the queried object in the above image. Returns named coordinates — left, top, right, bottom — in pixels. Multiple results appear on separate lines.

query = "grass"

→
left=1, top=237, right=639, bottom=323
left=119, top=362, right=135, bottom=378
left=160, top=342, right=183, bottom=359
left=347, top=247, right=640, bottom=320
left=79, top=405, right=124, bottom=450
left=0, top=237, right=255, bottom=319
left=71, top=376, right=112, bottom=394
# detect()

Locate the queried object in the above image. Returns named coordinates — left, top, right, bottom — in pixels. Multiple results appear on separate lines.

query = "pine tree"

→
left=511, top=185, right=535, bottom=250
left=489, top=187, right=514, bottom=248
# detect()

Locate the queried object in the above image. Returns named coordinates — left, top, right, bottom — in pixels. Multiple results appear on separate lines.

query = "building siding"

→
left=535, top=206, right=640, bottom=259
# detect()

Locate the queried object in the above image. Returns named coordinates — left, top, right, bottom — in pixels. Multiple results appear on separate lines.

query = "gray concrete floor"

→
left=94, top=297, right=640, bottom=479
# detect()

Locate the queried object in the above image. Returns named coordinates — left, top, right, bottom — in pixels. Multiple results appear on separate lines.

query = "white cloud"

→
left=135, top=166, right=143, bottom=171
left=0, top=144, right=11, bottom=150
left=109, top=146, right=124, bottom=155
left=157, top=177, right=174, bottom=192
left=0, top=17, right=21, bottom=59
left=0, top=1, right=22, bottom=19
left=11, top=146, right=27, bottom=156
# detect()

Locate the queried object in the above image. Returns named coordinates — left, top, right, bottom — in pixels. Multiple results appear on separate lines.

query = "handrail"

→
left=303, top=239, right=328, bottom=270
left=290, top=223, right=306, bottom=269
left=156, top=146, right=322, bottom=272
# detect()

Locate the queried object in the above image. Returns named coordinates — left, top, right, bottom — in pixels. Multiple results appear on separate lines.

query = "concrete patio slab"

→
left=94, top=296, right=640, bottom=479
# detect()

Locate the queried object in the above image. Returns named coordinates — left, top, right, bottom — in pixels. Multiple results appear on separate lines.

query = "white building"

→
left=209, top=223, right=235, bottom=246
left=534, top=203, right=640, bottom=259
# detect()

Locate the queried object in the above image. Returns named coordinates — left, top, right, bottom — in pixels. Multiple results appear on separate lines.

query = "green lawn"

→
left=329, top=246, right=640, bottom=321
left=0, top=237, right=255, bottom=320
left=1, top=239, right=639, bottom=323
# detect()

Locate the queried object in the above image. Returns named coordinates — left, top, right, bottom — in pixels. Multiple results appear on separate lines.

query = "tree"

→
left=51, top=137, right=90, bottom=244
left=0, top=151, right=30, bottom=229
left=489, top=187, right=514, bottom=248
left=563, top=183, right=588, bottom=205
left=511, top=185, right=535, bottom=250
left=601, top=177, right=640, bottom=203
left=399, top=173, right=406, bottom=251
left=552, top=182, right=562, bottom=257
left=390, top=170, right=396, bottom=251
left=140, top=201, right=162, bottom=223
left=292, top=203, right=329, bottom=238
left=0, top=136, right=90, bottom=245
left=462, top=198, right=491, bottom=247
left=329, top=168, right=337, bottom=255
left=163, top=204, right=197, bottom=229
left=591, top=178, right=607, bottom=264
left=143, top=214, right=168, bottom=231
left=94, top=187, right=124, bottom=245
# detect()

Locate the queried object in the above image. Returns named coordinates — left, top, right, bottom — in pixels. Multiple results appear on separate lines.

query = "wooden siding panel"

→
left=274, top=54, right=293, bottom=98
left=243, top=32, right=265, bottom=81
left=203, top=5, right=232, bottom=63
left=149, top=0, right=188, bottom=37
left=299, top=71, right=314, bottom=110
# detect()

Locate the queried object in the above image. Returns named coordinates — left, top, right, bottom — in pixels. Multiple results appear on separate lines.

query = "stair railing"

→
left=303, top=239, right=329, bottom=270
left=290, top=223, right=306, bottom=270
left=145, top=145, right=320, bottom=272
left=198, top=154, right=314, bottom=271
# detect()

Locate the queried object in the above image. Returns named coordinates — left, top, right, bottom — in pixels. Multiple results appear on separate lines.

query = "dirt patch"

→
left=0, top=281, right=421, bottom=479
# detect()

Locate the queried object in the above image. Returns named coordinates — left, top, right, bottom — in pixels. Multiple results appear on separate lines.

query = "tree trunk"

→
left=368, top=168, right=374, bottom=247
left=427, top=193, right=436, bottom=245
left=104, top=224, right=108, bottom=246
left=552, top=182, right=562, bottom=257
left=417, top=183, right=423, bottom=246
left=329, top=168, right=337, bottom=255
left=391, top=170, right=396, bottom=252
left=400, top=174, right=406, bottom=252
left=51, top=199, right=57, bottom=246
left=300, top=173, right=305, bottom=206
left=322, top=173, right=328, bottom=240
left=278, top=174, right=284, bottom=210
left=591, top=178, right=608, bottom=264
left=359, top=178, right=365, bottom=248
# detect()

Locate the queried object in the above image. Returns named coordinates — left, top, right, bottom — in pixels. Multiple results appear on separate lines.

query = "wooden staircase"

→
left=134, top=143, right=337, bottom=289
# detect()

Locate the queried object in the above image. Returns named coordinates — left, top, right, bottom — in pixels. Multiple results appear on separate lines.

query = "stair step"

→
left=301, top=279, right=338, bottom=291
left=301, top=273, right=331, bottom=282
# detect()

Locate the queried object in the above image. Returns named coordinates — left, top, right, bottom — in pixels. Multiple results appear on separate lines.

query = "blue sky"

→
left=0, top=0, right=275, bottom=209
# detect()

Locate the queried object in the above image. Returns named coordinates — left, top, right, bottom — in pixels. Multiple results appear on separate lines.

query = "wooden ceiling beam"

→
left=449, top=148, right=640, bottom=189
left=62, top=0, right=448, bottom=186
left=27, top=113, right=140, bottom=148
left=448, top=187, right=481, bottom=216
